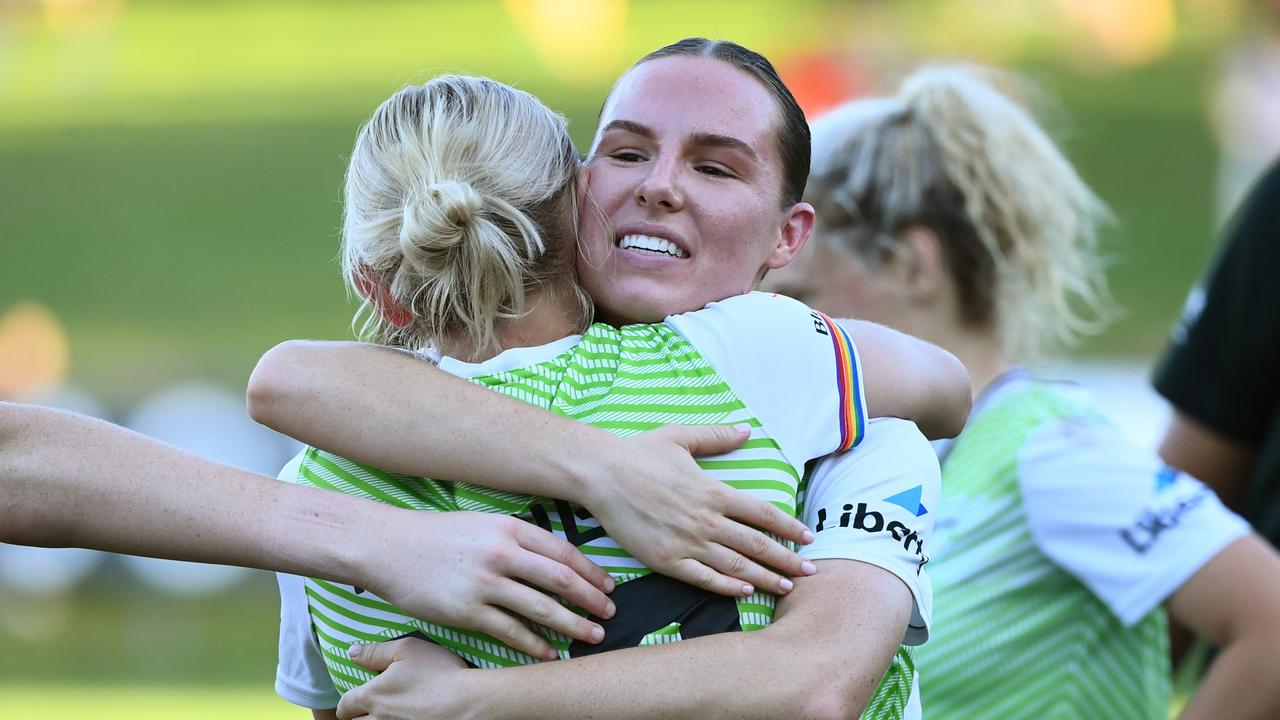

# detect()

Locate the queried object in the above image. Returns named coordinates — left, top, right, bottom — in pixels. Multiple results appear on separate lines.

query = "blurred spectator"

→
left=1156, top=160, right=1280, bottom=544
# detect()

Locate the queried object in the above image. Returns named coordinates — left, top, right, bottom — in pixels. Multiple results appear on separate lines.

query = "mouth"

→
left=616, top=233, right=689, bottom=259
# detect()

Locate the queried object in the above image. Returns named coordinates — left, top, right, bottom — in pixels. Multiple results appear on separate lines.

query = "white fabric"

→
left=1019, top=410, right=1250, bottom=626
left=273, top=451, right=341, bottom=709
left=666, top=291, right=868, bottom=470
left=799, top=418, right=938, bottom=645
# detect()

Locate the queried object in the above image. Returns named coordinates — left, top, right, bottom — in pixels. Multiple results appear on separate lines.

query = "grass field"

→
left=3, top=685, right=299, bottom=719
left=0, top=1, right=1234, bottom=407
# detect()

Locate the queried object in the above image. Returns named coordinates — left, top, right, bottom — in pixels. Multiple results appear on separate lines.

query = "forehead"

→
left=598, top=55, right=781, bottom=159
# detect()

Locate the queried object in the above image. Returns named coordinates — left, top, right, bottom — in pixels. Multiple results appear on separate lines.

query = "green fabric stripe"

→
left=311, top=579, right=397, bottom=613
left=305, top=586, right=407, bottom=633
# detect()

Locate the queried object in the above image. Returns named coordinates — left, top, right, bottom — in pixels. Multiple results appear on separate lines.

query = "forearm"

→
left=0, top=403, right=372, bottom=585
left=248, top=340, right=613, bottom=503
left=1181, top=633, right=1280, bottom=720
left=466, top=560, right=909, bottom=720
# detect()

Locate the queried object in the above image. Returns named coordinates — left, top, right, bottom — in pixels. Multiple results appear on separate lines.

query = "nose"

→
left=635, top=156, right=684, bottom=212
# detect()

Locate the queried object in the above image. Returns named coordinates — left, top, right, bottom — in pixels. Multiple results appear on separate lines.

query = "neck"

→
left=435, top=280, right=583, bottom=363
left=941, top=330, right=1015, bottom=402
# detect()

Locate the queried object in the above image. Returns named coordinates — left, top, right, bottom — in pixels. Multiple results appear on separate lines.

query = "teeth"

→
left=618, top=234, right=687, bottom=258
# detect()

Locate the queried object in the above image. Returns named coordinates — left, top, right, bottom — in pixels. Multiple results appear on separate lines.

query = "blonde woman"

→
left=259, top=59, right=961, bottom=720
left=768, top=66, right=1280, bottom=719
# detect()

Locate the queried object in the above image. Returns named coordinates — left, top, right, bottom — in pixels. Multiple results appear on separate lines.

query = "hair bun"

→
left=425, top=180, right=485, bottom=228
left=400, top=179, right=485, bottom=252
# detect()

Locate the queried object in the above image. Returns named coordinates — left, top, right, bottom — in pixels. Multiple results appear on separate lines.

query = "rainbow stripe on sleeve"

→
left=816, top=312, right=866, bottom=451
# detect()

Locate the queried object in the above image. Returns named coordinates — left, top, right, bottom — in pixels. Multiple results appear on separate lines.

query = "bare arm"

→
left=1169, top=533, right=1280, bottom=720
left=338, top=559, right=914, bottom=720
left=1158, top=410, right=1256, bottom=511
left=249, top=340, right=815, bottom=597
left=840, top=319, right=971, bottom=440
left=0, top=402, right=615, bottom=658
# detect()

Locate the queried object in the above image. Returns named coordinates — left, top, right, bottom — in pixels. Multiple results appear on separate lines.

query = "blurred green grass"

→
left=0, top=1, right=1228, bottom=405
left=3, top=685, right=297, bottom=719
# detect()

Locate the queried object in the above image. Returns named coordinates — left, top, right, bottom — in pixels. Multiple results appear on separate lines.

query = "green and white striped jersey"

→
left=918, top=371, right=1248, bottom=719
left=275, top=293, right=920, bottom=718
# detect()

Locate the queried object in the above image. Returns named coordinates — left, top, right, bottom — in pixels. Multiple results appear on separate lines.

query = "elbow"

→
left=246, top=340, right=307, bottom=427
left=799, top=687, right=867, bottom=720
left=938, top=349, right=972, bottom=439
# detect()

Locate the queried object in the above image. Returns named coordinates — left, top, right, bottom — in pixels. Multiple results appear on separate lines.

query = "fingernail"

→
left=741, top=584, right=754, bottom=596
left=591, top=625, right=604, bottom=643
left=545, top=647, right=560, bottom=661
left=801, top=560, right=817, bottom=575
left=604, top=601, right=616, bottom=619
left=733, top=423, right=751, bottom=434
left=779, top=578, right=794, bottom=592
left=348, top=644, right=364, bottom=660
left=604, top=577, right=616, bottom=593
left=802, top=530, right=815, bottom=544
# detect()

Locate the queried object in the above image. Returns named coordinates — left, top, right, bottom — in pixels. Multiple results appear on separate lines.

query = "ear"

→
left=894, top=226, right=947, bottom=303
left=764, top=201, right=816, bottom=270
left=352, top=263, right=413, bottom=328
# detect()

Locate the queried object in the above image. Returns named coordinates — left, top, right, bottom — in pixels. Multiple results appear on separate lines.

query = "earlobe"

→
left=353, top=263, right=414, bottom=328
left=765, top=202, right=816, bottom=270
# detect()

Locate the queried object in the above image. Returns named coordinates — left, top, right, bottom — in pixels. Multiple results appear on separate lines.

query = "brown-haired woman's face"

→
left=576, top=55, right=808, bottom=325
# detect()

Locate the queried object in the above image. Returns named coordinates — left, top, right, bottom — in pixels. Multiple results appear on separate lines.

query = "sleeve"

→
left=1153, top=160, right=1280, bottom=445
left=275, top=572, right=341, bottom=709
left=1019, top=412, right=1251, bottom=626
left=272, top=454, right=341, bottom=710
left=796, top=418, right=938, bottom=645
left=666, top=291, right=869, bottom=467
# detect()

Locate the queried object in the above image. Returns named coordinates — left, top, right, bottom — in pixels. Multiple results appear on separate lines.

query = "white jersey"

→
left=919, top=372, right=1248, bottom=719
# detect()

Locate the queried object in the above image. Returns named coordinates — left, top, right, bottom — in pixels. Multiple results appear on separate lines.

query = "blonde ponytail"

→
left=809, top=65, right=1115, bottom=362
left=342, top=76, right=588, bottom=352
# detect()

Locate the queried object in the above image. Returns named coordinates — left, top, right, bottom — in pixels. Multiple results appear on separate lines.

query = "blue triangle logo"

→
left=1155, top=466, right=1179, bottom=493
left=883, top=485, right=928, bottom=517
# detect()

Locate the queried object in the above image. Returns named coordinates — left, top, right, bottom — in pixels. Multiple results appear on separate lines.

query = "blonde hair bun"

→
left=341, top=75, right=590, bottom=352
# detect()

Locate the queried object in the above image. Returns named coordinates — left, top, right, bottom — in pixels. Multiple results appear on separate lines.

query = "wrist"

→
left=554, top=427, right=627, bottom=511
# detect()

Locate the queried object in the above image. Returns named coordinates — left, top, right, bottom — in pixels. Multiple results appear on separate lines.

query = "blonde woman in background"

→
left=766, top=66, right=1280, bottom=719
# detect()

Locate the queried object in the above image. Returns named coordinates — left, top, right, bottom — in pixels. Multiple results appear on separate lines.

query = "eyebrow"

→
left=599, top=119, right=759, bottom=160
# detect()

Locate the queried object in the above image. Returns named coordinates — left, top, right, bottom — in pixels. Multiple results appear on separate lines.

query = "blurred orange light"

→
left=0, top=300, right=69, bottom=401
left=1056, top=0, right=1176, bottom=66
left=505, top=0, right=628, bottom=86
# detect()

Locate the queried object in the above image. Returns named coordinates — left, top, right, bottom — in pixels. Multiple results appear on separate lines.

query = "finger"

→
left=699, top=540, right=794, bottom=595
left=671, top=557, right=755, bottom=597
left=509, top=543, right=615, bottom=620
left=724, top=488, right=815, bottom=547
left=336, top=685, right=368, bottom=720
left=346, top=638, right=405, bottom=673
left=515, top=521, right=617, bottom=596
left=660, top=422, right=751, bottom=457
left=492, top=579, right=605, bottom=647
left=717, top=520, right=813, bottom=582
left=470, top=605, right=559, bottom=661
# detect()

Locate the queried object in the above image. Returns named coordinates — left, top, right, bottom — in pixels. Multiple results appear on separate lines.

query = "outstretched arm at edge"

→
left=0, top=402, right=616, bottom=658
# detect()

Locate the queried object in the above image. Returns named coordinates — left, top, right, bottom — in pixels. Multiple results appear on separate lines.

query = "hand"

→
left=351, top=509, right=615, bottom=660
left=337, top=638, right=474, bottom=720
left=582, top=424, right=817, bottom=597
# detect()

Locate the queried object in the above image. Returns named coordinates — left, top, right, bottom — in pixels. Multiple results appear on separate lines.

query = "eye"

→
left=695, top=164, right=733, bottom=178
left=609, top=151, right=646, bottom=163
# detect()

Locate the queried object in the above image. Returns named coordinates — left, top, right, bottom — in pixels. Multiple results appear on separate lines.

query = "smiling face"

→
left=578, top=55, right=814, bottom=324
